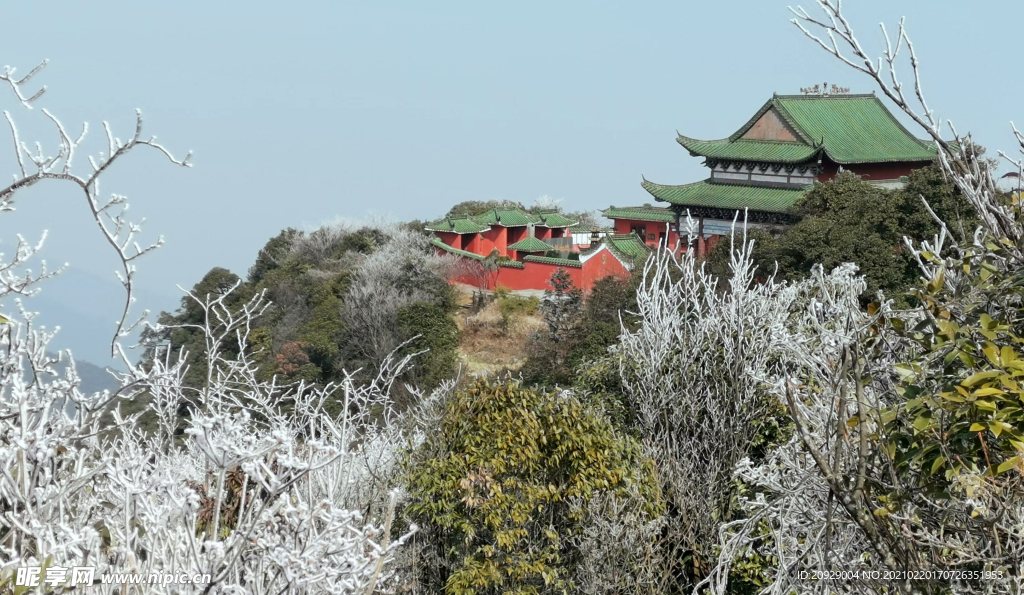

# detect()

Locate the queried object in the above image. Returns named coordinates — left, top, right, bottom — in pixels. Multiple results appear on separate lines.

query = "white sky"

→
left=1, top=0, right=1021, bottom=364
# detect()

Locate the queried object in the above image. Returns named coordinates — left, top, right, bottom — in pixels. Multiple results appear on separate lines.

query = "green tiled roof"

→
left=431, top=237, right=526, bottom=268
left=430, top=207, right=576, bottom=233
left=523, top=255, right=583, bottom=268
left=535, top=211, right=576, bottom=227
left=475, top=208, right=536, bottom=227
left=677, top=94, right=938, bottom=165
left=471, top=207, right=575, bottom=228
left=642, top=179, right=807, bottom=213
left=603, top=205, right=676, bottom=223
left=507, top=237, right=552, bottom=252
left=425, top=215, right=489, bottom=234
left=676, top=137, right=820, bottom=163
left=606, top=234, right=650, bottom=260
left=430, top=237, right=483, bottom=260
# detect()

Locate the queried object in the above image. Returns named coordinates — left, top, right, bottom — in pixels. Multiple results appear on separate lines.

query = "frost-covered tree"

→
left=342, top=224, right=456, bottom=374
left=691, top=3, right=1024, bottom=593
left=0, top=61, right=427, bottom=594
left=614, top=219, right=795, bottom=588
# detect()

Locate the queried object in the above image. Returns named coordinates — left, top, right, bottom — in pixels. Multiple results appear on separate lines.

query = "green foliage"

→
left=569, top=355, right=631, bottom=430
left=446, top=199, right=527, bottom=218
left=397, top=301, right=460, bottom=389
left=495, top=291, right=539, bottom=331
left=336, top=226, right=388, bottom=256
left=770, top=172, right=909, bottom=298
left=895, top=164, right=979, bottom=245
left=705, top=166, right=977, bottom=304
left=406, top=380, right=663, bottom=595
left=720, top=516, right=778, bottom=594
left=143, top=224, right=460, bottom=417
left=295, top=277, right=347, bottom=373
left=523, top=274, right=638, bottom=388
left=540, top=268, right=582, bottom=341
left=136, top=267, right=257, bottom=435
left=884, top=239, right=1024, bottom=498
left=248, top=228, right=299, bottom=284
left=141, top=267, right=255, bottom=389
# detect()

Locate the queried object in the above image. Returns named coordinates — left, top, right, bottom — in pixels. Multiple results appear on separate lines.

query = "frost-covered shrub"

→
left=0, top=61, right=423, bottom=594
left=0, top=288, right=422, bottom=594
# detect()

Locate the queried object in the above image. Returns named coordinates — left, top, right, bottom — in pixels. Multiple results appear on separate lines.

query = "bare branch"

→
left=2, top=62, right=192, bottom=356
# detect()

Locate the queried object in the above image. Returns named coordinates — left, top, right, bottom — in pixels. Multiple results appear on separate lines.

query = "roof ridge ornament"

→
left=799, top=82, right=850, bottom=95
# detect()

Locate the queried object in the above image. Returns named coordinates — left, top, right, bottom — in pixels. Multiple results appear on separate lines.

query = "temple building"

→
left=426, top=208, right=576, bottom=261
left=426, top=206, right=646, bottom=291
left=605, top=92, right=943, bottom=256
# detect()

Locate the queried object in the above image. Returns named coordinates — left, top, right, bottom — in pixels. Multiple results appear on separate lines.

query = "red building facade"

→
left=427, top=207, right=648, bottom=291
left=432, top=233, right=648, bottom=292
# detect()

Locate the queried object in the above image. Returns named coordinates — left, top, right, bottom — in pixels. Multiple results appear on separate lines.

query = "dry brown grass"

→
left=452, top=291, right=545, bottom=376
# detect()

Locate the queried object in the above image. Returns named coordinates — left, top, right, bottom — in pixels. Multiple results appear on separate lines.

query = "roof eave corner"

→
left=640, top=179, right=671, bottom=205
left=675, top=132, right=705, bottom=157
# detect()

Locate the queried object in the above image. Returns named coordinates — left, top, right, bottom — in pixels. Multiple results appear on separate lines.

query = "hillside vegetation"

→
left=140, top=223, right=460, bottom=418
left=10, top=13, right=1024, bottom=592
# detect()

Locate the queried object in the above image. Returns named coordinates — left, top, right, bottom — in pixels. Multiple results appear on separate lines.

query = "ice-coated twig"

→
left=1, top=61, right=192, bottom=358
left=790, top=0, right=1024, bottom=260
left=0, top=60, right=48, bottom=108
left=1, top=277, right=423, bottom=594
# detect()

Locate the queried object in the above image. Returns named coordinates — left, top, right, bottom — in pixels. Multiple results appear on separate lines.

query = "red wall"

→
left=613, top=218, right=637, bottom=235
left=435, top=225, right=571, bottom=258
left=610, top=218, right=679, bottom=250
left=440, top=247, right=630, bottom=292
left=435, top=231, right=460, bottom=249
left=507, top=226, right=528, bottom=246
left=480, top=227, right=506, bottom=256
left=817, top=159, right=929, bottom=183
left=462, top=233, right=481, bottom=253
left=580, top=249, right=631, bottom=286
left=494, top=263, right=583, bottom=291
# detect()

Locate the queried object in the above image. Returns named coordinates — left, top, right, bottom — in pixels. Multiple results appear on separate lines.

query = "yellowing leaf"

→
left=969, top=423, right=987, bottom=432
left=963, top=370, right=1001, bottom=386
left=939, top=391, right=965, bottom=402
left=973, top=387, right=1006, bottom=397
left=997, top=456, right=1022, bottom=474
left=984, top=344, right=1000, bottom=365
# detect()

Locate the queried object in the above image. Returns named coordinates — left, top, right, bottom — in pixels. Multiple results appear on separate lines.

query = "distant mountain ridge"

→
left=7, top=267, right=180, bottom=370
left=45, top=352, right=122, bottom=395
